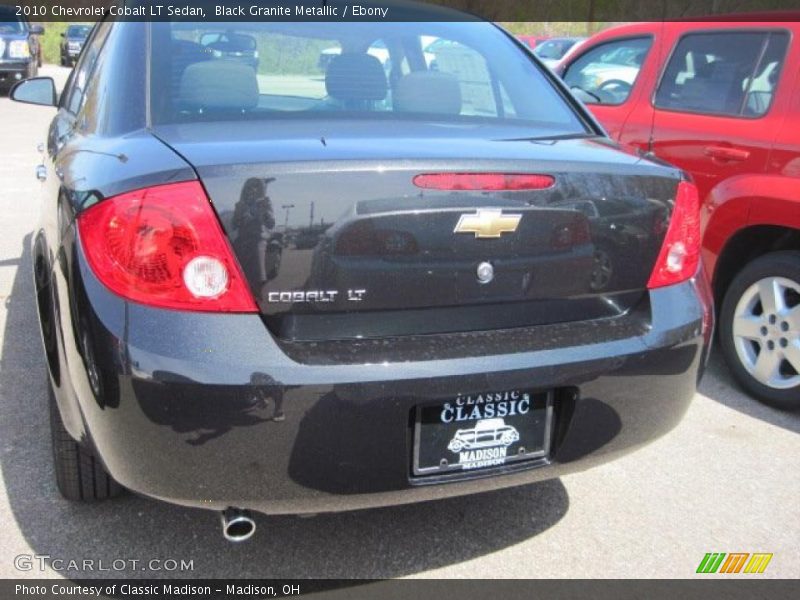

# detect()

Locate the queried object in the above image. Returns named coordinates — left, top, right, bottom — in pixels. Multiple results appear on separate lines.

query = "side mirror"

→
left=29, top=25, right=45, bottom=35
left=10, top=77, right=57, bottom=107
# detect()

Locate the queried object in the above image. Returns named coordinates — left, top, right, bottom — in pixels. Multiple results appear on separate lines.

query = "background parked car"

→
left=533, top=36, right=585, bottom=68
left=0, top=5, right=43, bottom=92
left=319, top=38, right=438, bottom=73
left=516, top=34, right=549, bottom=50
left=319, top=39, right=392, bottom=72
left=199, top=30, right=259, bottom=71
left=559, top=20, right=800, bottom=409
left=59, top=23, right=90, bottom=67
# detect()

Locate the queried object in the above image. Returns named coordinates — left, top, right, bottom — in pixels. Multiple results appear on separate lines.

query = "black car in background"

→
left=10, top=12, right=711, bottom=542
left=60, top=24, right=91, bottom=67
left=0, top=5, right=42, bottom=91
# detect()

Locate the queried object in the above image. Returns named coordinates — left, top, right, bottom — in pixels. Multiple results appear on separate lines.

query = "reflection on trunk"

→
left=158, top=125, right=677, bottom=340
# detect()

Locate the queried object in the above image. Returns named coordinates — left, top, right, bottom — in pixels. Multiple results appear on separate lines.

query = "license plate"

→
left=413, top=389, right=552, bottom=476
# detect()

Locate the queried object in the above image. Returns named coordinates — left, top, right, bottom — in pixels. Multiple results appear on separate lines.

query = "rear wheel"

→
left=719, top=251, right=800, bottom=410
left=49, top=382, right=123, bottom=501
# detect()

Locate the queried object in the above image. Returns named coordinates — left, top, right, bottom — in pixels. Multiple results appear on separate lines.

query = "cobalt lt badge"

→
left=476, top=261, right=494, bottom=284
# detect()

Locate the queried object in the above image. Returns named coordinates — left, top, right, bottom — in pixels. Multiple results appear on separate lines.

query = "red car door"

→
left=752, top=32, right=800, bottom=230
left=648, top=25, right=790, bottom=204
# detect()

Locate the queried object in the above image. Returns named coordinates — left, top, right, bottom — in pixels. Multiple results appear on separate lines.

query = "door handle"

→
left=703, top=145, right=750, bottom=162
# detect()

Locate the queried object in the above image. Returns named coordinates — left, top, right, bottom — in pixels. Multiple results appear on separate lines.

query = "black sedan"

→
left=60, top=23, right=91, bottom=67
left=10, top=14, right=712, bottom=542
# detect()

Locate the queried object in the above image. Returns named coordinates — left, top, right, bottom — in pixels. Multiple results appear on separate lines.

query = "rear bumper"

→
left=53, top=247, right=712, bottom=515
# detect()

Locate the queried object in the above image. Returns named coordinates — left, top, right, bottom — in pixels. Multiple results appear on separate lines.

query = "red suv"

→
left=560, top=20, right=800, bottom=409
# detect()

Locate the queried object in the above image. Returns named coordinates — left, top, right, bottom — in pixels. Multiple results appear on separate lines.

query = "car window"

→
left=63, top=22, right=110, bottom=115
left=741, top=33, right=789, bottom=117
left=654, top=31, right=789, bottom=118
left=151, top=21, right=586, bottom=134
left=563, top=37, right=652, bottom=105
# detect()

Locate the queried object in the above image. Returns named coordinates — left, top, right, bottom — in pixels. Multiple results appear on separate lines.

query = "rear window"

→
left=655, top=30, right=789, bottom=118
left=150, top=21, right=586, bottom=133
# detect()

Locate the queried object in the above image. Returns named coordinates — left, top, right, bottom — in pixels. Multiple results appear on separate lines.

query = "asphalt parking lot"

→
left=0, top=65, right=798, bottom=580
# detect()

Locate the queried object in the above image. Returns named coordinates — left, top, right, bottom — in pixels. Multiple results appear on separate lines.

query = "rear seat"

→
left=393, top=71, right=462, bottom=115
left=178, top=60, right=259, bottom=114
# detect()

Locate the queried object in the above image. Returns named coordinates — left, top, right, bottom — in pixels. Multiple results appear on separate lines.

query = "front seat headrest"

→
left=393, top=71, right=462, bottom=115
left=179, top=61, right=259, bottom=111
left=325, top=53, right=388, bottom=102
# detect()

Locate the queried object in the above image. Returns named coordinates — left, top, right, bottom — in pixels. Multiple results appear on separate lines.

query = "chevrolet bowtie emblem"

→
left=454, top=209, right=522, bottom=239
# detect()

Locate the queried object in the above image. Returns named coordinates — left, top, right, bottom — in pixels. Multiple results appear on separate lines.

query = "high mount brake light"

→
left=647, top=181, right=701, bottom=289
left=77, top=181, right=257, bottom=312
left=413, top=173, right=555, bottom=191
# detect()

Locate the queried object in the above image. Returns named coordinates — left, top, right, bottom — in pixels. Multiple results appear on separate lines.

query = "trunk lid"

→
left=154, top=121, right=679, bottom=340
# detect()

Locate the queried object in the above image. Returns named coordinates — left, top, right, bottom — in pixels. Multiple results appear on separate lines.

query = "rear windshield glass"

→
left=150, top=21, right=586, bottom=133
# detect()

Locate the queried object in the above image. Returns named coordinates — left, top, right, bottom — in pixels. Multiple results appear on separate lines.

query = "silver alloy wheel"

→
left=732, top=276, right=800, bottom=389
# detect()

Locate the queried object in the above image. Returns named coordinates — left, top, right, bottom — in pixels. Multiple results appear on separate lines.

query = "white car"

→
left=447, top=419, right=520, bottom=453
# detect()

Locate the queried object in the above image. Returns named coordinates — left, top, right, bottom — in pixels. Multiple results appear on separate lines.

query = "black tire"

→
left=48, top=382, right=123, bottom=501
left=719, top=250, right=800, bottom=410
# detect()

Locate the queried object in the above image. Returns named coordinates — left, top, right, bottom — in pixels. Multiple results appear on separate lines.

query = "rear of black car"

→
left=39, top=19, right=712, bottom=516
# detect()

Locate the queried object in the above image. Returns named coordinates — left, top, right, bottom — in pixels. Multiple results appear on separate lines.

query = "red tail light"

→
left=413, top=173, right=554, bottom=191
left=77, top=181, right=257, bottom=312
left=647, top=181, right=701, bottom=289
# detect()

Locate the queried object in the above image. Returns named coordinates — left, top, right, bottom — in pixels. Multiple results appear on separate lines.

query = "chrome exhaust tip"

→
left=221, top=508, right=256, bottom=542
